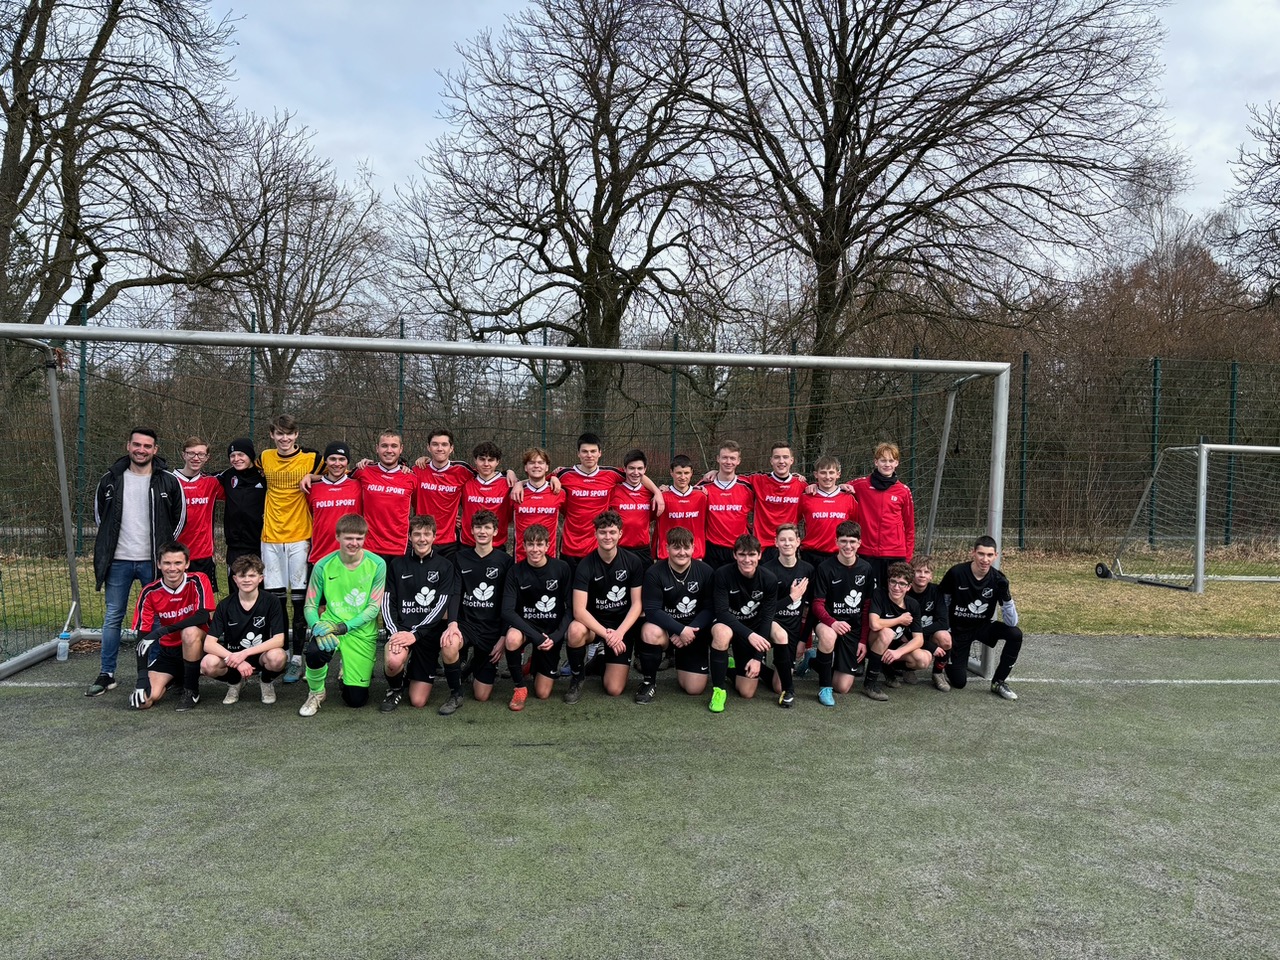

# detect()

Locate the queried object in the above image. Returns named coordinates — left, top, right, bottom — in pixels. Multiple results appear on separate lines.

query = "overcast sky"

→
left=211, top=0, right=1280, bottom=215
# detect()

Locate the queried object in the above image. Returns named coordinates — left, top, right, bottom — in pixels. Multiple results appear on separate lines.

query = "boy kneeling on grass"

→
left=200, top=554, right=288, bottom=705
left=130, top=542, right=215, bottom=712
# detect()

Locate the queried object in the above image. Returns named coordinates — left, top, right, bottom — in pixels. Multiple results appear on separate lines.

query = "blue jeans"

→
left=100, top=559, right=153, bottom=675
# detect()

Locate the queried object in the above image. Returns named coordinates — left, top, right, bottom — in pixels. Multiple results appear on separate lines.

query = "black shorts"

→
left=672, top=633, right=710, bottom=675
left=833, top=630, right=862, bottom=675
left=800, top=548, right=835, bottom=569
left=210, top=652, right=267, bottom=682
left=730, top=634, right=767, bottom=669
left=406, top=627, right=445, bottom=684
left=530, top=640, right=565, bottom=680
left=704, top=543, right=737, bottom=569
left=595, top=622, right=642, bottom=665
left=468, top=638, right=503, bottom=686
left=774, top=616, right=807, bottom=647
left=147, top=643, right=184, bottom=678
left=624, top=545, right=652, bottom=571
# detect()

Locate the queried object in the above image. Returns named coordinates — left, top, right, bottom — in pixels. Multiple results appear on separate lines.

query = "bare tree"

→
left=688, top=0, right=1179, bottom=460
left=405, top=0, right=723, bottom=431
left=1224, top=102, right=1280, bottom=306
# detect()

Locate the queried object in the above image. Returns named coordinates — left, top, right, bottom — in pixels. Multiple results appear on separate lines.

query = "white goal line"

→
left=1015, top=678, right=1280, bottom=685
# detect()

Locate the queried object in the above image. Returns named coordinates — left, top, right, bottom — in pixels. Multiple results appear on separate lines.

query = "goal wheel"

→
left=1095, top=562, right=1111, bottom=579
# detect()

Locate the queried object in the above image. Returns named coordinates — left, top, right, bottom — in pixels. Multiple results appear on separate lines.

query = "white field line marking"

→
left=0, top=680, right=83, bottom=688
left=1015, top=678, right=1280, bottom=685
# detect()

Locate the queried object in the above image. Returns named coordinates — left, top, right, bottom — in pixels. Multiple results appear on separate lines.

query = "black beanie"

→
left=227, top=437, right=256, bottom=460
left=324, top=441, right=353, bottom=460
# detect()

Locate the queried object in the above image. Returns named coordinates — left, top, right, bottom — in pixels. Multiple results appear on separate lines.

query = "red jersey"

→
left=132, top=572, right=215, bottom=647
left=460, top=473, right=514, bottom=548
left=354, top=463, right=416, bottom=557
left=557, top=466, right=624, bottom=558
left=172, top=471, right=223, bottom=561
left=610, top=482, right=654, bottom=549
left=655, top=485, right=707, bottom=559
left=412, top=460, right=475, bottom=545
left=512, top=482, right=565, bottom=562
left=850, top=475, right=915, bottom=559
left=799, top=488, right=859, bottom=553
left=744, top=472, right=806, bottom=543
left=305, top=475, right=363, bottom=564
left=701, top=477, right=754, bottom=548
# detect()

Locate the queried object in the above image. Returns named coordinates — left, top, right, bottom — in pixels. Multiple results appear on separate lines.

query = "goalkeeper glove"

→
left=135, top=631, right=160, bottom=658
left=130, top=683, right=150, bottom=710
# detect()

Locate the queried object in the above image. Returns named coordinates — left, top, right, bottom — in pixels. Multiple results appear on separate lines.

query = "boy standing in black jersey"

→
left=565, top=510, right=644, bottom=703
left=939, top=536, right=1023, bottom=700
left=502, top=524, right=573, bottom=709
left=639, top=527, right=715, bottom=703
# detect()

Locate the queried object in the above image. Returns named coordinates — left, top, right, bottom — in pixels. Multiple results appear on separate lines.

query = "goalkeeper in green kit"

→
left=298, top=513, right=386, bottom=717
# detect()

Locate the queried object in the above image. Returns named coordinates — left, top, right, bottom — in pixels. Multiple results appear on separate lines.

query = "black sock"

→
left=773, top=643, right=794, bottom=694
left=815, top=649, right=834, bottom=687
left=290, top=594, right=307, bottom=655
left=183, top=659, right=201, bottom=697
left=710, top=647, right=729, bottom=688
left=506, top=649, right=527, bottom=689
left=443, top=659, right=463, bottom=695
left=638, top=642, right=663, bottom=685
left=865, top=651, right=883, bottom=682
left=567, top=644, right=586, bottom=679
left=260, top=668, right=282, bottom=684
left=384, top=670, right=404, bottom=691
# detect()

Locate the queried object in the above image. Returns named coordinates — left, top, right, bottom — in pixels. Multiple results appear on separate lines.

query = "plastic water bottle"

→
left=56, top=631, right=71, bottom=662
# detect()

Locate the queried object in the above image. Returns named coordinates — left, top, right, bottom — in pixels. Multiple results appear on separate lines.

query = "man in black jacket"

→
left=88, top=428, right=186, bottom=697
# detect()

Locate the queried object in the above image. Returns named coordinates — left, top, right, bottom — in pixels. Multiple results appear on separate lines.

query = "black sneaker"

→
left=634, top=681, right=657, bottom=705
left=379, top=687, right=405, bottom=713
left=862, top=678, right=889, bottom=702
left=563, top=678, right=583, bottom=705
left=438, top=691, right=465, bottom=716
left=778, top=689, right=796, bottom=709
left=175, top=691, right=200, bottom=712
left=85, top=673, right=117, bottom=697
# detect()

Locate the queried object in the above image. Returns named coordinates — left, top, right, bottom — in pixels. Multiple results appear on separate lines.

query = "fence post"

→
left=540, top=327, right=548, bottom=448
left=1019, top=350, right=1029, bottom=550
left=787, top=339, right=797, bottom=451
left=1226, top=360, right=1238, bottom=546
left=397, top=316, right=406, bottom=438
left=1148, top=357, right=1160, bottom=548
left=75, top=310, right=89, bottom=555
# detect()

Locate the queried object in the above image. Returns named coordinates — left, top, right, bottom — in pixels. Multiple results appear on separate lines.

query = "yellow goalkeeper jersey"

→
left=258, top=447, right=322, bottom=543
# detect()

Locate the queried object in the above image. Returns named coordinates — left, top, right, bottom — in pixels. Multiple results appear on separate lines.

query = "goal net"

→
left=1106, top=444, right=1280, bottom=592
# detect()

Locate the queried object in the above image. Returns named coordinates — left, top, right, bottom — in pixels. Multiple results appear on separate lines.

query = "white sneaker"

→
left=222, top=682, right=242, bottom=705
left=260, top=680, right=276, bottom=705
left=298, top=690, right=326, bottom=717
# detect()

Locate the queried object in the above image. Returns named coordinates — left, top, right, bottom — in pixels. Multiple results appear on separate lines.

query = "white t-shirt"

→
left=113, top=470, right=152, bottom=561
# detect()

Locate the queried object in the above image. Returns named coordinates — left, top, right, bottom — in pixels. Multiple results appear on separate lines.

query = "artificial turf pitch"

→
left=2, top=636, right=1277, bottom=960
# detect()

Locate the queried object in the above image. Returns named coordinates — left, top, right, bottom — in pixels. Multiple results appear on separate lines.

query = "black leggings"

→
left=946, top=622, right=1024, bottom=688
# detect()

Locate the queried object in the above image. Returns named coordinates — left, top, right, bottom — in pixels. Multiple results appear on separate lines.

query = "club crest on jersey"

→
left=252, top=616, right=266, bottom=628
left=545, top=579, right=559, bottom=591
left=615, top=570, right=628, bottom=582
left=751, top=590, right=763, bottom=600
left=486, top=566, right=500, bottom=579
left=854, top=575, right=866, bottom=586
left=427, top=571, right=440, bottom=583
left=982, top=587, right=993, bottom=598
left=687, top=581, right=700, bottom=593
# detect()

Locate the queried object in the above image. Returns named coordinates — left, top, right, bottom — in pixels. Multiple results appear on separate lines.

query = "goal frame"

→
left=1107, top=443, right=1280, bottom=594
left=0, top=322, right=1011, bottom=677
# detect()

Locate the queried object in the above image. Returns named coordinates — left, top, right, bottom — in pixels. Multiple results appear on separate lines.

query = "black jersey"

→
left=870, top=589, right=924, bottom=645
left=642, top=560, right=715, bottom=635
left=762, top=557, right=814, bottom=636
left=909, top=582, right=948, bottom=634
left=208, top=591, right=285, bottom=651
left=454, top=547, right=513, bottom=638
left=712, top=563, right=779, bottom=640
left=814, top=556, right=874, bottom=626
left=939, top=563, right=1012, bottom=632
left=503, top=557, right=573, bottom=644
left=573, top=548, right=644, bottom=628
left=383, top=550, right=460, bottom=636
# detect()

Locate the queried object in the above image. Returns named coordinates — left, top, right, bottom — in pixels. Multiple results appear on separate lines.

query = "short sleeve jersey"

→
left=798, top=488, right=859, bottom=554
left=512, top=482, right=566, bottom=561
left=132, top=572, right=216, bottom=647
left=305, top=475, right=363, bottom=564
left=460, top=474, right=514, bottom=549
left=573, top=548, right=644, bottom=628
left=173, top=472, right=224, bottom=561
left=353, top=464, right=416, bottom=557
left=870, top=589, right=924, bottom=645
left=642, top=560, right=715, bottom=634
left=909, top=582, right=948, bottom=635
left=558, top=466, right=625, bottom=557
left=454, top=547, right=514, bottom=639
left=209, top=591, right=286, bottom=651
left=610, top=482, right=654, bottom=550
left=701, top=477, right=754, bottom=549
left=258, top=447, right=322, bottom=544
left=744, top=472, right=806, bottom=543
left=939, top=563, right=1012, bottom=633
left=762, top=557, right=815, bottom=637
left=655, top=486, right=707, bottom=560
left=413, top=461, right=476, bottom=546
left=814, top=556, right=875, bottom=626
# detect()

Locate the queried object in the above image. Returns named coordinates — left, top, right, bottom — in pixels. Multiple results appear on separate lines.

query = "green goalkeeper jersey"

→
left=304, top=550, right=386, bottom=643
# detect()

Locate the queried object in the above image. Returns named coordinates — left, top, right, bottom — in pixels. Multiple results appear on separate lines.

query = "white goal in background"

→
left=1102, top=444, right=1280, bottom=593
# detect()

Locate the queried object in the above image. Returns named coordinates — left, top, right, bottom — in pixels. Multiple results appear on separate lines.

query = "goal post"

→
left=0, top=322, right=1011, bottom=677
left=1105, top=443, right=1280, bottom=593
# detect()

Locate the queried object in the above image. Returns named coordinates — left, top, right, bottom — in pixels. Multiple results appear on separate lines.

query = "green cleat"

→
left=708, top=686, right=727, bottom=713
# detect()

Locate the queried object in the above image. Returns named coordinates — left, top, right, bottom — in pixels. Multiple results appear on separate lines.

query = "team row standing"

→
left=87, top=421, right=1023, bottom=712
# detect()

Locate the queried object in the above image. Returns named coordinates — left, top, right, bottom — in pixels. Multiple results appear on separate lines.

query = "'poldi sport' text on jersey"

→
left=412, top=460, right=475, bottom=545
left=700, top=477, right=754, bottom=548
left=557, top=466, right=625, bottom=557
left=306, top=475, right=362, bottom=564
left=173, top=471, right=224, bottom=560
left=655, top=485, right=707, bottom=559
left=133, top=572, right=216, bottom=647
left=354, top=463, right=415, bottom=556
left=512, top=482, right=565, bottom=562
